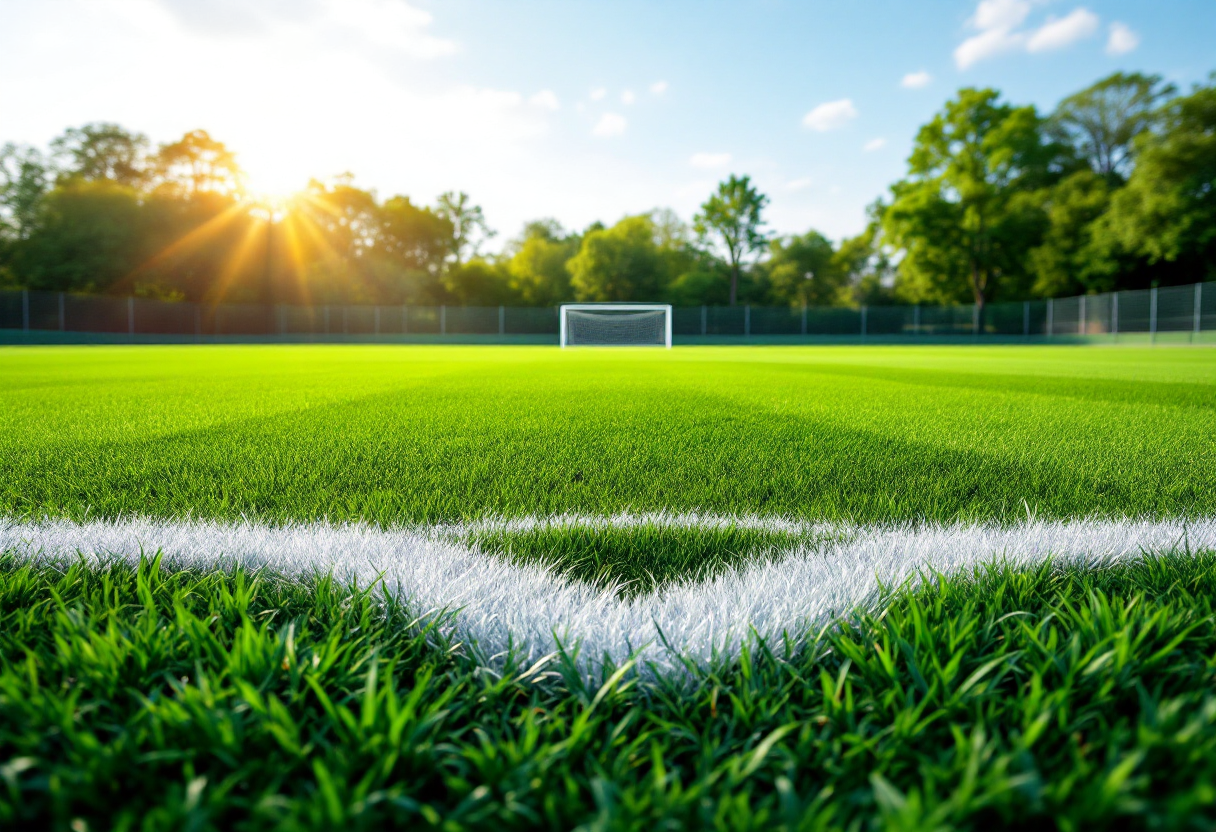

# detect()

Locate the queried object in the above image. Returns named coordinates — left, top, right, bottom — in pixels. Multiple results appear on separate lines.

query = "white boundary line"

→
left=3, top=514, right=1215, bottom=676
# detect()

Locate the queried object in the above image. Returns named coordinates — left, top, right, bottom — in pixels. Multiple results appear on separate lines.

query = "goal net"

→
left=560, top=304, right=673, bottom=348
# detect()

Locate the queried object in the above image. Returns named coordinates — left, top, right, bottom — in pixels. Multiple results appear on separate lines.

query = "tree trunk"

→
left=729, top=262, right=739, bottom=306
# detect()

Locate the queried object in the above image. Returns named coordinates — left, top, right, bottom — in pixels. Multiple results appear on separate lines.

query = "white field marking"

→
left=3, top=514, right=1215, bottom=677
left=438, top=511, right=836, bottom=536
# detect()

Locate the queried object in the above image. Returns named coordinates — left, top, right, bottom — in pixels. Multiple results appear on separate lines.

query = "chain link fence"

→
left=2, top=283, right=1213, bottom=343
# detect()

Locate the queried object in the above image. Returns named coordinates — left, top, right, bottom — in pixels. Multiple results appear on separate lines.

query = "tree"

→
left=435, top=191, right=494, bottom=270
left=505, top=219, right=577, bottom=305
left=289, top=176, right=384, bottom=302
left=883, top=88, right=1061, bottom=310
left=1052, top=72, right=1175, bottom=184
left=0, top=144, right=49, bottom=242
left=443, top=258, right=516, bottom=305
left=15, top=180, right=147, bottom=292
left=50, top=123, right=149, bottom=187
left=1026, top=171, right=1115, bottom=296
left=1099, top=78, right=1216, bottom=280
left=833, top=208, right=899, bottom=306
left=758, top=230, right=845, bottom=307
left=153, top=129, right=243, bottom=196
left=379, top=196, right=452, bottom=273
left=568, top=214, right=665, bottom=301
left=693, top=175, right=768, bottom=305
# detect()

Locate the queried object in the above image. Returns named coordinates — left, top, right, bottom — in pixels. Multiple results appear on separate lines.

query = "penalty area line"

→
left=2, top=514, right=1215, bottom=677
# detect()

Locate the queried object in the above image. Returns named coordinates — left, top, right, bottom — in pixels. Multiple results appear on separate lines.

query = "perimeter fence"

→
left=2, top=281, right=1214, bottom=344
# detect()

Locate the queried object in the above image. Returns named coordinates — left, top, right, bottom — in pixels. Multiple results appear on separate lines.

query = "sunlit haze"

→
left=3, top=0, right=1213, bottom=245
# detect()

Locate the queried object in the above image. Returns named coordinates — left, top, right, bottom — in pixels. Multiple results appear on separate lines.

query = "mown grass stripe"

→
left=3, top=514, right=1215, bottom=676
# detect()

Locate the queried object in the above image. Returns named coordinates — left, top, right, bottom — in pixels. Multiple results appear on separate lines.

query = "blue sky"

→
left=2, top=0, right=1213, bottom=246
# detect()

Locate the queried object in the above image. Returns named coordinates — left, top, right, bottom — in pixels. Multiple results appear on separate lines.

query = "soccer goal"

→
left=559, top=303, right=673, bottom=348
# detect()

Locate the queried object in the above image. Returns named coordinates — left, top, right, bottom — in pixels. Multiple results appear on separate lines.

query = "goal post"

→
left=560, top=303, right=673, bottom=348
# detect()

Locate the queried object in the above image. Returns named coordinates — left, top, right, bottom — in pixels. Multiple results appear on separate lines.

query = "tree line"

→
left=1, top=70, right=1213, bottom=309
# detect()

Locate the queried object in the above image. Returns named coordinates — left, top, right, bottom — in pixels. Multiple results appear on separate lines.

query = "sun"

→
left=241, top=161, right=307, bottom=213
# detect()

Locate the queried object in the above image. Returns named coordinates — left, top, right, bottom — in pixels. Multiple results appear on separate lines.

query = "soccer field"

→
left=4, top=344, right=1215, bottom=524
left=4, top=345, right=1216, bottom=828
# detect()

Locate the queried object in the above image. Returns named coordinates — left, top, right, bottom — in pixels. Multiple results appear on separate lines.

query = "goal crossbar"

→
left=559, top=303, right=673, bottom=348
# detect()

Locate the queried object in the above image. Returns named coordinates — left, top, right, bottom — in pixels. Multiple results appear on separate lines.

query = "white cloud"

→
left=650, top=80, right=668, bottom=95
left=1106, top=21, right=1139, bottom=55
left=590, top=87, right=607, bottom=101
left=784, top=177, right=813, bottom=192
left=802, top=99, right=858, bottom=132
left=956, top=1, right=1102, bottom=68
left=621, top=89, right=635, bottom=105
left=955, top=0, right=1031, bottom=69
left=901, top=70, right=932, bottom=89
left=592, top=112, right=627, bottom=137
left=320, top=0, right=458, bottom=59
left=1026, top=8, right=1099, bottom=52
left=863, top=138, right=886, bottom=152
left=529, top=90, right=559, bottom=110
left=972, top=0, right=1032, bottom=31
left=689, top=152, right=731, bottom=169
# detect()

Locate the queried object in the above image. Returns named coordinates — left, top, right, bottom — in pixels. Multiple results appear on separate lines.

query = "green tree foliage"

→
left=693, top=175, right=769, bottom=305
left=757, top=230, right=846, bottom=307
left=1051, top=72, right=1175, bottom=184
left=153, top=129, right=243, bottom=197
left=436, top=191, right=494, bottom=270
left=833, top=215, right=899, bottom=306
left=375, top=196, right=453, bottom=302
left=0, top=144, right=49, bottom=242
left=50, top=123, right=149, bottom=187
left=568, top=214, right=666, bottom=301
left=883, top=88, right=1063, bottom=309
left=1100, top=79, right=1216, bottom=281
left=16, top=179, right=147, bottom=292
left=5, top=67, right=1216, bottom=311
left=443, top=258, right=515, bottom=305
left=1026, top=171, right=1115, bottom=296
left=505, top=219, right=578, bottom=305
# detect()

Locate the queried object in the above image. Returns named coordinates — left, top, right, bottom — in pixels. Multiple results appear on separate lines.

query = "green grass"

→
left=1, top=345, right=1214, bottom=526
left=4, top=552, right=1216, bottom=830
left=4, top=344, right=1216, bottom=828
left=458, top=522, right=829, bottom=595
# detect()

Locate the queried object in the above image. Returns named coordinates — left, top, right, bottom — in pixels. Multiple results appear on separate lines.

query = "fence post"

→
left=972, top=303, right=979, bottom=336
left=1079, top=295, right=1086, bottom=336
left=440, top=305, right=446, bottom=336
left=860, top=305, right=867, bottom=343
left=913, top=304, right=920, bottom=336
left=744, top=305, right=750, bottom=338
left=21, top=289, right=29, bottom=332
left=1112, top=292, right=1119, bottom=338
left=498, top=305, right=505, bottom=335
left=1150, top=286, right=1158, bottom=345
left=1046, top=298, right=1053, bottom=337
left=1194, top=283, right=1202, bottom=342
left=801, top=302, right=807, bottom=336
left=59, top=292, right=65, bottom=331
left=701, top=305, right=707, bottom=336
left=128, top=296, right=135, bottom=338
left=1022, top=301, right=1029, bottom=337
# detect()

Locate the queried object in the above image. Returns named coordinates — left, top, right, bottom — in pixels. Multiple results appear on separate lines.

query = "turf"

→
left=4, top=552, right=1216, bottom=830
left=1, top=345, right=1214, bottom=528
left=5, top=344, right=1216, bottom=828
left=457, top=521, right=829, bottom=595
